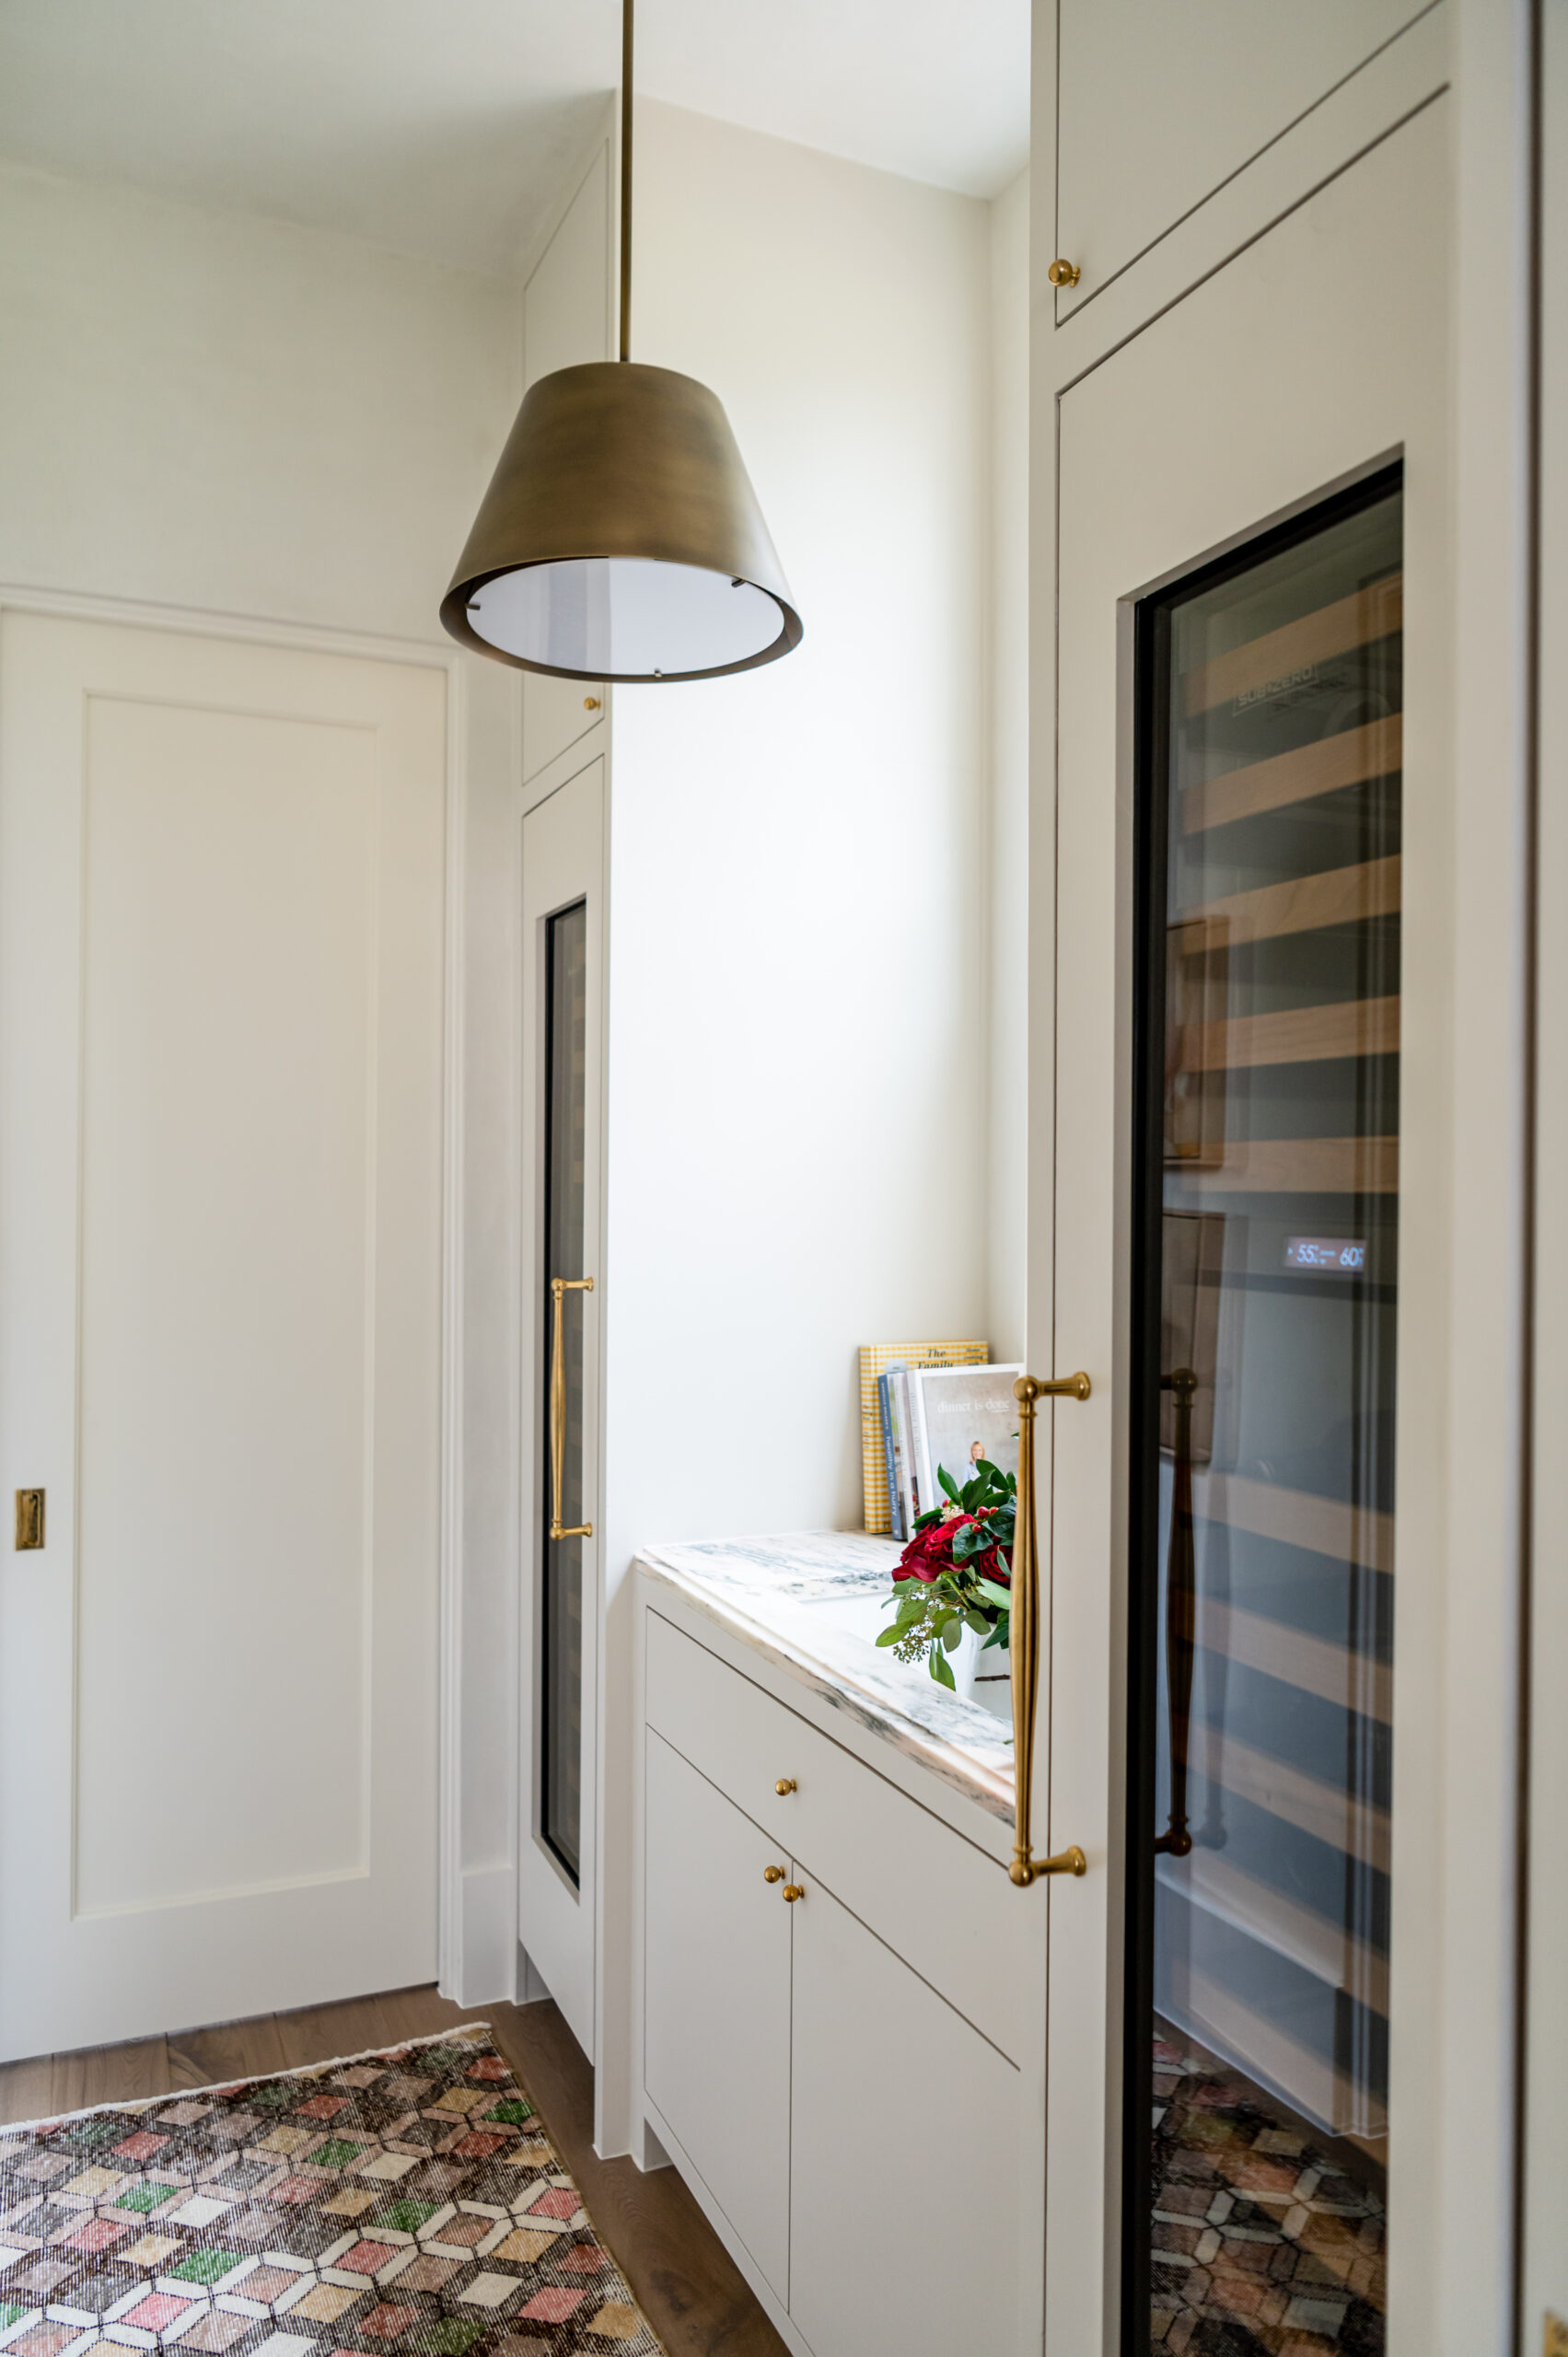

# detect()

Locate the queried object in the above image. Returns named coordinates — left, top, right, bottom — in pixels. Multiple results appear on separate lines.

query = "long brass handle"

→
left=1010, top=1372, right=1093, bottom=1887
left=549, top=1276, right=595, bottom=1541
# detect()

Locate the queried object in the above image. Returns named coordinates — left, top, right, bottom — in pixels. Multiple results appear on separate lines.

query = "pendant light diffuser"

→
left=439, top=0, right=801, bottom=683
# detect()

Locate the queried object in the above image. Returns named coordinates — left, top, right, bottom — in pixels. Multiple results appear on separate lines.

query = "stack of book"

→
left=859, top=1343, right=1025, bottom=1539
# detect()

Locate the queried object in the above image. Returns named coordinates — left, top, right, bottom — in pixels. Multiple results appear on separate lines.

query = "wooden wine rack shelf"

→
left=1180, top=713, right=1402, bottom=835
left=1185, top=991, right=1400, bottom=1073
left=1180, top=852, right=1401, bottom=946
left=1170, top=1133, right=1399, bottom=1195
left=1181, top=571, right=1403, bottom=716
left=1191, top=1467, right=1394, bottom=1576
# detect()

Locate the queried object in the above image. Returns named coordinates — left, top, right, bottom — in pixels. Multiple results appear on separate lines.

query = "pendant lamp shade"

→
left=440, top=360, right=802, bottom=681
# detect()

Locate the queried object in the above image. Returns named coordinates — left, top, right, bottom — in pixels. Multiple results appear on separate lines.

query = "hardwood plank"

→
left=1179, top=853, right=1400, bottom=946
left=372, top=1985, right=482, bottom=2047
left=1186, top=993, right=1399, bottom=1073
left=485, top=1998, right=790, bottom=2357
left=1200, top=1599, right=1392, bottom=1724
left=1193, top=1467, right=1394, bottom=1575
left=0, top=2050, right=59, bottom=2127
left=52, top=2037, right=172, bottom=2117
left=1180, top=714, right=1401, bottom=835
left=168, top=2011, right=288, bottom=2091
left=1181, top=575, right=1403, bottom=715
left=273, top=1994, right=410, bottom=2072
left=1168, top=1134, right=1398, bottom=1195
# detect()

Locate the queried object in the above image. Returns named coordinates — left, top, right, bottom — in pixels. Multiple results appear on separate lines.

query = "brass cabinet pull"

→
left=782, top=1884, right=804, bottom=1902
left=763, top=1865, right=784, bottom=1884
left=1010, top=1373, right=1093, bottom=1887
left=774, top=1778, right=797, bottom=1795
left=549, top=1276, right=595, bottom=1540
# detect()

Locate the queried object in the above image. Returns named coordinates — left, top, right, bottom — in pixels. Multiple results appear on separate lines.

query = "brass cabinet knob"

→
left=782, top=1884, right=804, bottom=1903
left=763, top=1865, right=784, bottom=1884
left=775, top=1778, right=797, bottom=1795
left=1047, top=258, right=1081, bottom=288
left=584, top=695, right=601, bottom=710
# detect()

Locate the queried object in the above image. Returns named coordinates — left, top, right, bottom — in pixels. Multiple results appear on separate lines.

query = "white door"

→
left=1040, top=103, right=1451, bottom=2355
left=517, top=759, right=605, bottom=2054
left=0, top=611, right=447, bottom=2058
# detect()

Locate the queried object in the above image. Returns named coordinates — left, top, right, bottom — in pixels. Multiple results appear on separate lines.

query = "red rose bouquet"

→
left=877, top=1456, right=1016, bottom=1689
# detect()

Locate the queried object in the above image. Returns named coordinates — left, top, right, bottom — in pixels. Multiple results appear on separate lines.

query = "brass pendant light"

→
left=440, top=0, right=802, bottom=682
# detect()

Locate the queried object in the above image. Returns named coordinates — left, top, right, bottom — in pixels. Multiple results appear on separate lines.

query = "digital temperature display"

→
left=1284, top=1236, right=1366, bottom=1274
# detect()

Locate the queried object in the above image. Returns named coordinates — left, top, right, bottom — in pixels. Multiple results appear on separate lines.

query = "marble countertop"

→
left=633, top=1530, right=1016, bottom=1823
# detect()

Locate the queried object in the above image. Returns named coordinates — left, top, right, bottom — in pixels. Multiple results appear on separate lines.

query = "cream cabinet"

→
left=644, top=1729, right=792, bottom=2304
left=1053, top=0, right=1429, bottom=309
left=641, top=1607, right=1027, bottom=2357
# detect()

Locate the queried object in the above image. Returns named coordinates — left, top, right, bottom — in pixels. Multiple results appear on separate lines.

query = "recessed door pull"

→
left=1009, top=1373, right=1093, bottom=1887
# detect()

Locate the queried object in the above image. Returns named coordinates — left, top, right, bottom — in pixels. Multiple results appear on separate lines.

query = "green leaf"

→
left=963, top=1609, right=990, bottom=1636
left=940, top=1614, right=963, bottom=1652
left=937, top=1464, right=960, bottom=1503
left=875, top=1625, right=904, bottom=1647
left=977, top=1578, right=1014, bottom=1611
left=929, top=1647, right=957, bottom=1689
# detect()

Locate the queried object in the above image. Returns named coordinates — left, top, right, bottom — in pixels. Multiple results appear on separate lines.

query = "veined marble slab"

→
left=634, top=1530, right=1017, bottom=1823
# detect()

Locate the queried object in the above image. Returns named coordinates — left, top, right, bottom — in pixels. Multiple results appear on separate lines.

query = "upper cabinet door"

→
left=521, top=142, right=611, bottom=784
left=1053, top=0, right=1432, bottom=311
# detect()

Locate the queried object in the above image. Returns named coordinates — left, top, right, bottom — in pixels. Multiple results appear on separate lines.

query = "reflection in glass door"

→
left=541, top=900, right=588, bottom=1884
left=1128, top=471, right=1401, bottom=2354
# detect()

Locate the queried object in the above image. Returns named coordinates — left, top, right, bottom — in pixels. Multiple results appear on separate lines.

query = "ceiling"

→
left=0, top=0, right=1030, bottom=279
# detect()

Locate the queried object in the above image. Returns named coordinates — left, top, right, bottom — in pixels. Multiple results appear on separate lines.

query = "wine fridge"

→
left=1126, top=468, right=1402, bottom=2354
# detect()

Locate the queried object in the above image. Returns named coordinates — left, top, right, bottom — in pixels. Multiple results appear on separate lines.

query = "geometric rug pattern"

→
left=0, top=2028, right=663, bottom=2357
left=1149, top=2034, right=1387, bottom=2355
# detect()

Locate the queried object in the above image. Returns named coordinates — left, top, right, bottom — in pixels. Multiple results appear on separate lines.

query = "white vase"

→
left=947, top=1625, right=1013, bottom=1721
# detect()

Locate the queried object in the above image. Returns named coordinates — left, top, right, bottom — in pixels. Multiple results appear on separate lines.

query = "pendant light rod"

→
left=619, top=0, right=633, bottom=363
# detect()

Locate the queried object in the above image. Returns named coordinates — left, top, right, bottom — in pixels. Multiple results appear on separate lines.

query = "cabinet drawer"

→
left=645, top=1608, right=1024, bottom=2060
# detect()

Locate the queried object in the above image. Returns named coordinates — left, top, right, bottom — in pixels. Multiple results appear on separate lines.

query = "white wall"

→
left=0, top=158, right=518, bottom=641
left=605, top=99, right=993, bottom=1553
left=0, top=155, right=528, bottom=2006
left=985, top=168, right=1029, bottom=1364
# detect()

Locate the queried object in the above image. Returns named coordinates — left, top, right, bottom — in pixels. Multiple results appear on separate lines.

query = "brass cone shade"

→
left=440, top=361, right=803, bottom=682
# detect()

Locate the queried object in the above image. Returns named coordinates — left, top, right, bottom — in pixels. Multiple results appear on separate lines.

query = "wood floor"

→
left=0, top=1985, right=787, bottom=2357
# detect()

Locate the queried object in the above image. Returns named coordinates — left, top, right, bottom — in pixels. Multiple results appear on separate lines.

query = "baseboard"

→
left=443, top=1862, right=516, bottom=2006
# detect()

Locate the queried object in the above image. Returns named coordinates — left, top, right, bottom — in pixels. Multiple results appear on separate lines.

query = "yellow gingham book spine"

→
left=859, top=1340, right=989, bottom=1533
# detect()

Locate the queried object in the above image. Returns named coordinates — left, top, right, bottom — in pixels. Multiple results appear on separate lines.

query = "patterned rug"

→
left=1149, top=2034, right=1386, bottom=2355
left=0, top=2026, right=664, bottom=2357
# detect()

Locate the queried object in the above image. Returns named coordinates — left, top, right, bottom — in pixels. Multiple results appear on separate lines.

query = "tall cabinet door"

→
left=518, top=759, right=606, bottom=2055
left=1041, top=102, right=1450, bottom=2357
